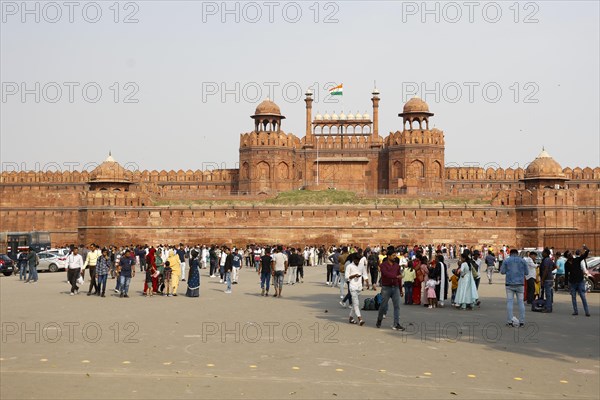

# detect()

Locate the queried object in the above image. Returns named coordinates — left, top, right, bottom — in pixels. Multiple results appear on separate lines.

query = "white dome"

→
left=315, top=113, right=323, bottom=120
left=339, top=112, right=346, bottom=119
left=323, top=112, right=331, bottom=120
left=347, top=113, right=355, bottom=120
left=332, top=113, right=339, bottom=120
left=363, top=112, right=370, bottom=120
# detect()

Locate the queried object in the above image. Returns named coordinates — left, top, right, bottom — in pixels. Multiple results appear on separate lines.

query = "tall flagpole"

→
left=316, top=124, right=319, bottom=186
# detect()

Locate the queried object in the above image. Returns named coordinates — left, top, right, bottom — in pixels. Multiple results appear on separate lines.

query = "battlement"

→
left=240, top=131, right=301, bottom=148
left=385, top=128, right=445, bottom=146
left=446, top=166, right=600, bottom=182
left=0, top=169, right=239, bottom=185
left=491, top=188, right=576, bottom=207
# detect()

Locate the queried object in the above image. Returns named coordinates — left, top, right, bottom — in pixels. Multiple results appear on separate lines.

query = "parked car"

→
left=47, top=248, right=70, bottom=257
left=36, top=251, right=66, bottom=272
left=584, top=257, right=600, bottom=292
left=519, top=249, right=542, bottom=264
left=0, top=254, right=16, bottom=276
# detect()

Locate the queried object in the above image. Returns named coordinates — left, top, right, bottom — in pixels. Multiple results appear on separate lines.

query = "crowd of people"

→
left=13, top=241, right=594, bottom=330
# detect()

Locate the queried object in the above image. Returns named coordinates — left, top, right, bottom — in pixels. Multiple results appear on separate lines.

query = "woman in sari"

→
left=412, top=257, right=422, bottom=305
left=419, top=256, right=430, bottom=306
left=186, top=250, right=201, bottom=297
left=143, top=247, right=158, bottom=294
left=167, top=249, right=181, bottom=296
left=455, top=251, right=479, bottom=310
left=155, top=249, right=165, bottom=294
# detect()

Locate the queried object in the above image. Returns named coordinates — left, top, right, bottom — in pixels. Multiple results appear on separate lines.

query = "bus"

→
left=0, top=232, right=51, bottom=260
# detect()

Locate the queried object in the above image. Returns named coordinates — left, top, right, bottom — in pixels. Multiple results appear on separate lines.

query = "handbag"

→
left=77, top=275, right=84, bottom=285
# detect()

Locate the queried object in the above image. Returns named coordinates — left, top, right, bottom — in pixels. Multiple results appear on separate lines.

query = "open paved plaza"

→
left=1, top=265, right=598, bottom=400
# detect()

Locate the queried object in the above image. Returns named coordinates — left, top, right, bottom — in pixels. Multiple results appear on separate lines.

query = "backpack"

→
left=362, top=297, right=376, bottom=311
left=470, top=261, right=479, bottom=279
left=374, top=293, right=383, bottom=310
left=531, top=298, right=546, bottom=312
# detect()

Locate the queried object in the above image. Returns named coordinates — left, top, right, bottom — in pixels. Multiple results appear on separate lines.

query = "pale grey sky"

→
left=1, top=1, right=599, bottom=173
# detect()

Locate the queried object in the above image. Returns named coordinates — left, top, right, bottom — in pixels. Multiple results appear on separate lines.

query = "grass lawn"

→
left=152, top=190, right=491, bottom=207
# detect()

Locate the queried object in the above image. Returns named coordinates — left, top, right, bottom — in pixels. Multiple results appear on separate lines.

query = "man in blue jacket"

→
left=500, top=248, right=528, bottom=327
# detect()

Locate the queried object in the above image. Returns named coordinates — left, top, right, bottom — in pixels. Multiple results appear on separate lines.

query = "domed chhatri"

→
left=253, top=98, right=283, bottom=117
left=524, top=149, right=566, bottom=180
left=251, top=98, right=285, bottom=132
left=89, top=153, right=131, bottom=183
left=399, top=97, right=434, bottom=130
left=402, top=97, right=430, bottom=114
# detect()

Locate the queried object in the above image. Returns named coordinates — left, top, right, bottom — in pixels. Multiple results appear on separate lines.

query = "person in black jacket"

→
left=223, top=248, right=233, bottom=294
left=564, top=246, right=591, bottom=316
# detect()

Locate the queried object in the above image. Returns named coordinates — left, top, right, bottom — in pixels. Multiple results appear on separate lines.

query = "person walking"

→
left=485, top=251, right=496, bottom=284
left=17, top=250, right=28, bottom=281
left=524, top=251, right=538, bottom=304
left=454, top=251, right=479, bottom=310
left=376, top=246, right=405, bottom=331
left=402, top=262, right=415, bottom=305
left=66, top=247, right=84, bottom=295
left=328, top=248, right=340, bottom=287
left=177, top=244, right=186, bottom=282
left=167, top=249, right=181, bottom=296
left=209, top=245, right=218, bottom=278
left=346, top=254, right=367, bottom=326
left=119, top=249, right=135, bottom=298
left=223, top=247, right=233, bottom=294
left=565, top=246, right=591, bottom=317
left=232, top=248, right=243, bottom=284
left=96, top=248, right=110, bottom=297
left=186, top=250, right=201, bottom=297
left=84, top=243, right=101, bottom=295
left=271, top=245, right=288, bottom=298
left=259, top=249, right=272, bottom=296
left=25, top=247, right=39, bottom=283
left=500, top=248, right=528, bottom=327
left=539, top=248, right=555, bottom=313
left=287, top=248, right=300, bottom=285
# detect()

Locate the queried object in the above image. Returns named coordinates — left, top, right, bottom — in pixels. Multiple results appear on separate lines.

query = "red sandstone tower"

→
left=239, top=99, right=300, bottom=194
left=386, top=98, right=445, bottom=194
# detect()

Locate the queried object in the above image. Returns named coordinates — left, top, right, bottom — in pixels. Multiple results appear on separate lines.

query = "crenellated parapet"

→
left=240, top=130, right=301, bottom=148
left=491, top=188, right=576, bottom=207
left=0, top=170, right=91, bottom=184
left=385, top=128, right=445, bottom=146
left=446, top=167, right=525, bottom=181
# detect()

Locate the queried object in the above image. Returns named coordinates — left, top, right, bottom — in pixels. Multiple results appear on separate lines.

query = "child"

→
left=426, top=278, right=437, bottom=308
left=402, top=263, right=415, bottom=305
left=114, top=261, right=121, bottom=294
left=163, top=261, right=173, bottom=297
left=450, top=269, right=459, bottom=306
left=145, top=265, right=154, bottom=297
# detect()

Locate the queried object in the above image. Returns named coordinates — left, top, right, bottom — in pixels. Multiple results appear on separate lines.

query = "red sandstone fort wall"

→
left=77, top=205, right=521, bottom=248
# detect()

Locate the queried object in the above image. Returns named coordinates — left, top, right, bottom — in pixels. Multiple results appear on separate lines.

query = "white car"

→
left=47, top=248, right=70, bottom=257
left=36, top=251, right=67, bottom=272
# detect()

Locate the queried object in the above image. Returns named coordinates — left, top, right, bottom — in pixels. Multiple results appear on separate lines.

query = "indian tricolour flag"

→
left=328, top=84, right=343, bottom=96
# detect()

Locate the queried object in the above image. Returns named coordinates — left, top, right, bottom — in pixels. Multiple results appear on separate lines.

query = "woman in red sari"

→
left=143, top=247, right=158, bottom=293
left=412, top=257, right=422, bottom=305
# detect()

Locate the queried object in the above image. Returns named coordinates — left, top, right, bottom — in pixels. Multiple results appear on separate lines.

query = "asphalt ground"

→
left=1, top=265, right=599, bottom=399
